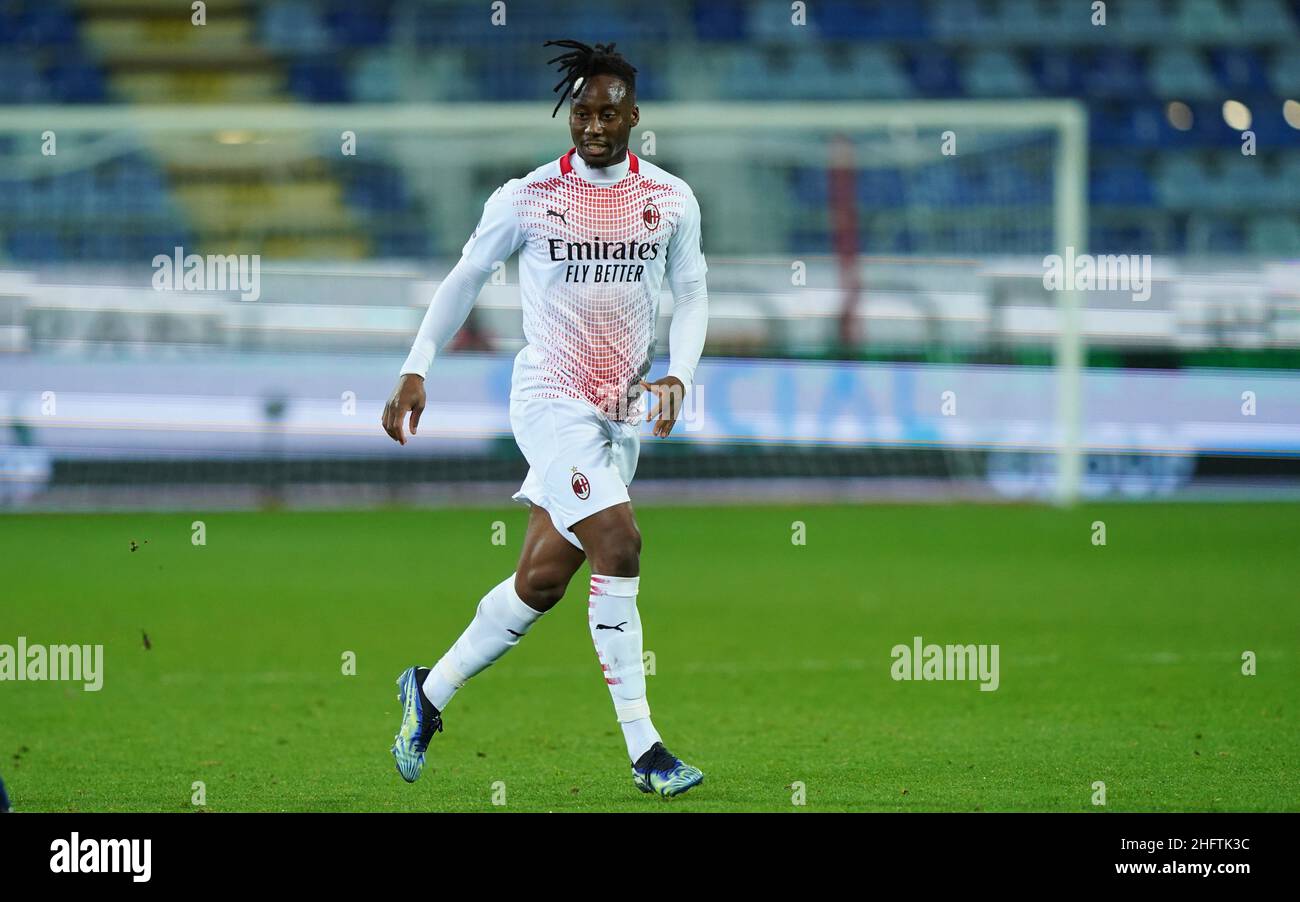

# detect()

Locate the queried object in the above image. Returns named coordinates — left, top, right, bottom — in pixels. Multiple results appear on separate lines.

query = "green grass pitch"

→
left=2, top=502, right=1297, bottom=812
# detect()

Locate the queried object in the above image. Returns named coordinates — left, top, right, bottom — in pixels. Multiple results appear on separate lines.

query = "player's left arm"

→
left=641, top=189, right=709, bottom=438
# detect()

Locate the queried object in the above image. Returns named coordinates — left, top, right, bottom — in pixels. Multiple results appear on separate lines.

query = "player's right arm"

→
left=383, top=180, right=525, bottom=445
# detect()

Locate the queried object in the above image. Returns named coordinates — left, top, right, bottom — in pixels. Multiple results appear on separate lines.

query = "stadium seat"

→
left=1193, top=214, right=1245, bottom=252
left=259, top=0, right=333, bottom=52
left=1148, top=48, right=1220, bottom=99
left=930, top=0, right=999, bottom=39
left=1280, top=158, right=1300, bottom=203
left=963, top=50, right=1037, bottom=98
left=1210, top=155, right=1278, bottom=210
left=1211, top=49, right=1271, bottom=94
left=847, top=47, right=914, bottom=98
left=908, top=49, right=961, bottom=97
left=1269, top=50, right=1300, bottom=94
left=1154, top=155, right=1211, bottom=209
left=46, top=62, right=107, bottom=102
left=287, top=60, right=350, bottom=102
left=1082, top=49, right=1146, bottom=98
left=693, top=0, right=748, bottom=40
left=1031, top=49, right=1085, bottom=96
left=856, top=168, right=906, bottom=208
left=816, top=0, right=876, bottom=38
left=1111, top=0, right=1170, bottom=41
left=1176, top=0, right=1242, bottom=41
left=1246, top=216, right=1300, bottom=255
left=747, top=0, right=820, bottom=41
left=1089, top=163, right=1155, bottom=204
left=324, top=3, right=393, bottom=47
left=0, top=54, right=49, bottom=103
left=6, top=3, right=78, bottom=46
left=1239, top=0, right=1298, bottom=40
left=995, top=0, right=1057, bottom=41
left=349, top=51, right=400, bottom=102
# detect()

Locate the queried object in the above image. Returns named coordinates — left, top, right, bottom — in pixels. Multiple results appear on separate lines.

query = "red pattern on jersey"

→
left=512, top=148, right=688, bottom=421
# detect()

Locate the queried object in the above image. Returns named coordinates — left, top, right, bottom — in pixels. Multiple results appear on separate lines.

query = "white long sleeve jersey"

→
left=401, top=147, right=709, bottom=422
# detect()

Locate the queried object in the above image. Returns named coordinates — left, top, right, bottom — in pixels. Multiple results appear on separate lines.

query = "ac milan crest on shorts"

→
left=510, top=396, right=640, bottom=550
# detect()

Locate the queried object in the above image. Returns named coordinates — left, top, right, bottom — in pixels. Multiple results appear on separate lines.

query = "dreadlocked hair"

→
left=543, top=39, right=638, bottom=118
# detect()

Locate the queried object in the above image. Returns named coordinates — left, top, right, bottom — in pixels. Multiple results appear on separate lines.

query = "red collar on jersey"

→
left=560, top=147, right=639, bottom=176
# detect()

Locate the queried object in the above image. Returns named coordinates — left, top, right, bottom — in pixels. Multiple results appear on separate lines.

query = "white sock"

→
left=587, top=574, right=661, bottom=761
left=424, top=573, right=543, bottom=710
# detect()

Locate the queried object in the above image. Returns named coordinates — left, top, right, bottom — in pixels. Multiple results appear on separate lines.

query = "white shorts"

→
left=510, top=396, right=641, bottom=550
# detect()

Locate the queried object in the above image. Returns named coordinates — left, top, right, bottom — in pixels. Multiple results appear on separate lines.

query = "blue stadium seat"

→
left=1269, top=50, right=1300, bottom=94
left=907, top=49, right=960, bottom=96
left=747, top=0, right=820, bottom=41
left=1239, top=0, right=1298, bottom=40
left=1176, top=0, right=1242, bottom=41
left=1211, top=49, right=1271, bottom=94
left=1195, top=215, right=1245, bottom=253
left=0, top=55, right=49, bottom=103
left=1034, top=0, right=1094, bottom=42
left=259, top=0, right=333, bottom=53
left=1091, top=106, right=1143, bottom=148
left=1128, top=103, right=1170, bottom=147
left=8, top=231, right=65, bottom=263
left=1082, top=50, right=1146, bottom=98
left=963, top=49, right=1036, bottom=97
left=46, top=63, right=107, bottom=102
left=995, top=0, right=1056, bottom=41
left=287, top=60, right=349, bottom=101
left=349, top=52, right=400, bottom=102
left=1090, top=163, right=1154, bottom=204
left=1246, top=216, right=1300, bottom=255
left=1213, top=154, right=1280, bottom=210
left=325, top=3, right=393, bottom=47
left=784, top=51, right=846, bottom=99
left=693, top=0, right=748, bottom=40
left=9, top=3, right=78, bottom=46
left=1111, top=0, right=1169, bottom=41
left=930, top=0, right=998, bottom=39
left=790, top=168, right=827, bottom=206
left=1154, top=155, right=1211, bottom=209
left=1030, top=49, right=1085, bottom=96
left=848, top=47, right=914, bottom=98
left=856, top=168, right=906, bottom=208
left=816, top=0, right=877, bottom=38
left=1149, top=48, right=1220, bottom=99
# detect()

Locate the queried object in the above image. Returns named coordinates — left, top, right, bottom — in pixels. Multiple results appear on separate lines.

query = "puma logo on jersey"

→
left=595, top=622, right=627, bottom=632
left=546, top=208, right=568, bottom=225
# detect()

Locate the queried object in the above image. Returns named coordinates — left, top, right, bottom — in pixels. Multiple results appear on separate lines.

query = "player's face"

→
left=568, top=73, right=639, bottom=168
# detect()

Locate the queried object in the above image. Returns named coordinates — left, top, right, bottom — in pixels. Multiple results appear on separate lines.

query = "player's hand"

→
left=382, top=374, right=426, bottom=445
left=640, top=376, right=685, bottom=438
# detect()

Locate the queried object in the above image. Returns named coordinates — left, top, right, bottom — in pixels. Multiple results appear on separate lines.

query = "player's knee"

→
left=516, top=565, right=569, bottom=610
left=590, top=524, right=641, bottom=577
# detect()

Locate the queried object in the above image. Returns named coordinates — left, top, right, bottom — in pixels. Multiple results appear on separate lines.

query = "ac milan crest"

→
left=642, top=201, right=661, bottom=231
left=571, top=470, right=591, bottom=500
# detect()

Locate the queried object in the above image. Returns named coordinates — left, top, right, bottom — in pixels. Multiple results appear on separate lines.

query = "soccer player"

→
left=382, top=40, right=709, bottom=798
